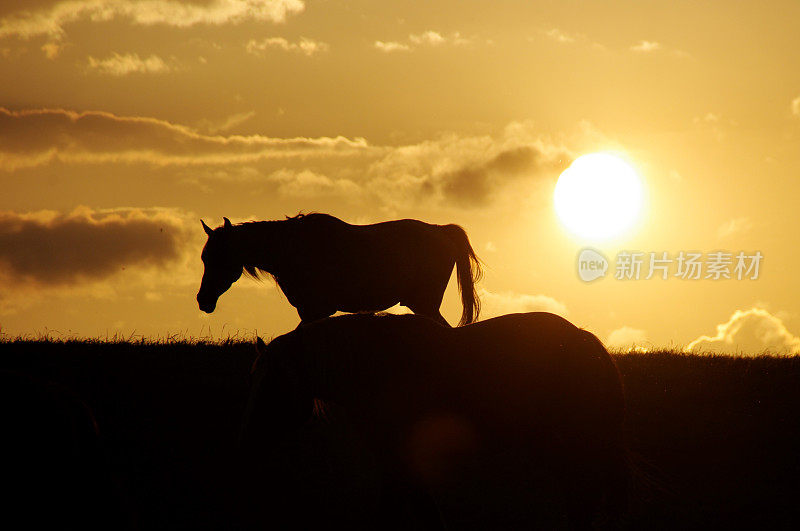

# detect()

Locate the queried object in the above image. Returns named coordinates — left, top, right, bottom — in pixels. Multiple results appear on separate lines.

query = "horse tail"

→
left=441, top=224, right=483, bottom=326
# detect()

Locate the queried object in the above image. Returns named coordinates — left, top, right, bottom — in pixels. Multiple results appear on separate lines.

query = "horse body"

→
left=197, top=214, right=481, bottom=326
left=242, top=312, right=628, bottom=528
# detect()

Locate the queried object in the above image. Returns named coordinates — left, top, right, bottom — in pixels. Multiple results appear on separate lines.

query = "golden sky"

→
left=1, top=0, right=800, bottom=353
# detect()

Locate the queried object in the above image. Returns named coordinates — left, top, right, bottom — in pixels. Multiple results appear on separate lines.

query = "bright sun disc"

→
left=554, top=153, right=643, bottom=240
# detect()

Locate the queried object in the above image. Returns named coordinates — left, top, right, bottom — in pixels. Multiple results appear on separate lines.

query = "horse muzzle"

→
left=197, top=294, right=217, bottom=313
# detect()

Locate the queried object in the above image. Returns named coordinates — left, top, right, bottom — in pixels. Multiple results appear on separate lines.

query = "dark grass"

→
left=614, top=351, right=800, bottom=529
left=2, top=339, right=800, bottom=529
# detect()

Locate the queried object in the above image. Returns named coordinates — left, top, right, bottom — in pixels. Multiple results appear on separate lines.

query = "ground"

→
left=2, top=339, right=799, bottom=529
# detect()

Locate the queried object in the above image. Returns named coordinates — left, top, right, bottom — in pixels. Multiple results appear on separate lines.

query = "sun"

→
left=554, top=152, right=644, bottom=241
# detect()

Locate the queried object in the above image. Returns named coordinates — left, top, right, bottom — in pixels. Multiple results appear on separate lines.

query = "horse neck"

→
left=234, top=221, right=284, bottom=272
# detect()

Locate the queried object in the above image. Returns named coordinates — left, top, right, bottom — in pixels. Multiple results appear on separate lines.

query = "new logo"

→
left=577, top=248, right=608, bottom=282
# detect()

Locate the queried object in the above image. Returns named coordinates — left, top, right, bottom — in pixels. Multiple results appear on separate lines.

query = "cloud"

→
left=685, top=308, right=800, bottom=355
left=0, top=108, right=565, bottom=209
left=693, top=112, right=737, bottom=126
left=695, top=112, right=719, bottom=124
left=543, top=28, right=576, bottom=44
left=409, top=30, right=445, bottom=46
left=185, top=124, right=567, bottom=207
left=630, top=40, right=691, bottom=58
left=536, top=27, right=605, bottom=51
left=0, top=206, right=193, bottom=287
left=538, top=30, right=684, bottom=56
left=246, top=37, right=329, bottom=56
left=792, top=96, right=800, bottom=117
left=197, top=110, right=256, bottom=134
left=87, top=52, right=171, bottom=75
left=267, top=169, right=360, bottom=197
left=606, top=326, right=648, bottom=350
left=374, top=30, right=470, bottom=53
left=1, top=106, right=568, bottom=211
left=0, top=0, right=305, bottom=40
left=440, top=145, right=544, bottom=206
left=40, top=40, right=62, bottom=58
left=374, top=40, right=411, bottom=53
left=717, top=217, right=753, bottom=239
left=630, top=40, right=661, bottom=52
left=368, top=122, right=569, bottom=207
left=0, top=107, right=368, bottom=170
left=692, top=112, right=737, bottom=141
left=478, top=288, right=568, bottom=320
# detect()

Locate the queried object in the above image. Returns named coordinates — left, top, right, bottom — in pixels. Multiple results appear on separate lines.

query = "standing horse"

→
left=196, top=214, right=482, bottom=326
left=240, top=312, right=629, bottom=529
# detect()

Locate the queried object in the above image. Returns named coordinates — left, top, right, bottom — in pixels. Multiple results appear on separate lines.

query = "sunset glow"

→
left=4, top=4, right=800, bottom=529
left=0, top=0, right=798, bottom=354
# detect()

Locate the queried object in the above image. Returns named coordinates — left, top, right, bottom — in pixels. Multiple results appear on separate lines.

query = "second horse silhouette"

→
left=196, top=213, right=482, bottom=326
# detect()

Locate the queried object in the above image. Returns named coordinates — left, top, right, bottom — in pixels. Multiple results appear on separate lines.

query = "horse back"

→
left=446, top=313, right=624, bottom=427
left=274, top=218, right=459, bottom=314
left=310, top=313, right=623, bottom=446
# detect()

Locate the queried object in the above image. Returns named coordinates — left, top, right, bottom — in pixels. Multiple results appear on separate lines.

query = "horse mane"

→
left=243, top=265, right=273, bottom=282
left=239, top=212, right=323, bottom=282
left=235, top=211, right=320, bottom=229
left=284, top=212, right=314, bottom=220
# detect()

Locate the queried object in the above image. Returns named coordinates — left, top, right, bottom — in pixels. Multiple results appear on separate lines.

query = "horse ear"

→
left=201, top=219, right=213, bottom=236
left=223, top=217, right=232, bottom=229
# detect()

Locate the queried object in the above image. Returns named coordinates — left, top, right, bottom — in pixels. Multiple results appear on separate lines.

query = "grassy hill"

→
left=2, top=338, right=799, bottom=529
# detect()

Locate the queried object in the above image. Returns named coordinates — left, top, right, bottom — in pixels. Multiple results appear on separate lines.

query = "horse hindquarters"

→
left=561, top=342, right=629, bottom=527
left=558, top=425, right=628, bottom=529
left=509, top=327, right=628, bottom=527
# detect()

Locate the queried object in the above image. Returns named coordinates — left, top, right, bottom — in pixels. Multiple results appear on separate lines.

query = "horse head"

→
left=197, top=217, right=243, bottom=313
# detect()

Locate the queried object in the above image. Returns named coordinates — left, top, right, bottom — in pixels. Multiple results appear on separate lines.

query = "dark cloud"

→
left=0, top=108, right=368, bottom=170
left=0, top=1, right=57, bottom=18
left=0, top=207, right=191, bottom=286
left=0, top=108, right=568, bottom=211
left=441, top=145, right=566, bottom=207
left=365, top=125, right=571, bottom=209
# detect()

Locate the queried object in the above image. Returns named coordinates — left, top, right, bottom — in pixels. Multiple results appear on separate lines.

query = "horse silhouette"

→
left=196, top=213, right=482, bottom=326
left=240, top=312, right=629, bottom=528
